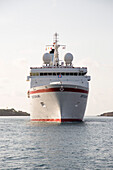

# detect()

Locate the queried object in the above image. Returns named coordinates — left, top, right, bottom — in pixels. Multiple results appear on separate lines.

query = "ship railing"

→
left=30, top=66, right=87, bottom=70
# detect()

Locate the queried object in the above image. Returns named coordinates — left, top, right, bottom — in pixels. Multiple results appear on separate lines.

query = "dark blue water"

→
left=0, top=116, right=113, bottom=169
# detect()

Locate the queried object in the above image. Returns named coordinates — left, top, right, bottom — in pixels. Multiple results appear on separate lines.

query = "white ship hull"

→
left=27, top=33, right=91, bottom=122
left=30, top=84, right=88, bottom=122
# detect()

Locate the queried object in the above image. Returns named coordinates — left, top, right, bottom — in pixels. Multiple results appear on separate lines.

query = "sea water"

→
left=0, top=116, right=113, bottom=170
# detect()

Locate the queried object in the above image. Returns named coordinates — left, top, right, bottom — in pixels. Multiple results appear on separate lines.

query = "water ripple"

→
left=0, top=116, right=113, bottom=169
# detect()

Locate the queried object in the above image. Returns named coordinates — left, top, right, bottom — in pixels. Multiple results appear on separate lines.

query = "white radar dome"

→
left=64, top=53, right=73, bottom=65
left=43, top=53, right=51, bottom=64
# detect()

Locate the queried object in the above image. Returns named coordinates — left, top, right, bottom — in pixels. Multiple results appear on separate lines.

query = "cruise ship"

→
left=27, top=33, right=90, bottom=122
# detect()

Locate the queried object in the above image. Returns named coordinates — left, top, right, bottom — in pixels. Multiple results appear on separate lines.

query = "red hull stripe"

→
left=31, top=119, right=82, bottom=122
left=30, top=87, right=88, bottom=94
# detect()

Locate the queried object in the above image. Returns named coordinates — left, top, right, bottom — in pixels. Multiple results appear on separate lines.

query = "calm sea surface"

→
left=0, top=116, right=113, bottom=170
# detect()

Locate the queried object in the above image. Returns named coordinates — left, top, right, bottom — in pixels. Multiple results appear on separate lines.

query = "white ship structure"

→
left=27, top=33, right=91, bottom=122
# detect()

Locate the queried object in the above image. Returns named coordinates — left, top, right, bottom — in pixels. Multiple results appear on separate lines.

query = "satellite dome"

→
left=43, top=53, right=51, bottom=64
left=64, top=53, right=73, bottom=65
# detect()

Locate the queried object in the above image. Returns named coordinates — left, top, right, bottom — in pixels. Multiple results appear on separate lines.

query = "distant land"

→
left=99, top=112, right=113, bottom=117
left=0, top=109, right=30, bottom=116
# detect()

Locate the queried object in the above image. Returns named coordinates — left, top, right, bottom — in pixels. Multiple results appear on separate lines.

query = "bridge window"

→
left=48, top=73, right=52, bottom=75
left=74, top=73, right=77, bottom=76
left=43, top=73, right=47, bottom=76
left=38, top=72, right=85, bottom=76
left=53, top=73, right=56, bottom=75
left=30, top=72, right=39, bottom=76
left=61, top=72, right=65, bottom=75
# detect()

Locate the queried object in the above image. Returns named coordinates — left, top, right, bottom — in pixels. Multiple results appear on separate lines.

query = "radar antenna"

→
left=46, top=33, right=66, bottom=66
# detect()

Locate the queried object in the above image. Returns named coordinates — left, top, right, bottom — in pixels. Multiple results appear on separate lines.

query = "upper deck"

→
left=27, top=65, right=90, bottom=88
left=27, top=33, right=90, bottom=84
left=29, top=66, right=87, bottom=76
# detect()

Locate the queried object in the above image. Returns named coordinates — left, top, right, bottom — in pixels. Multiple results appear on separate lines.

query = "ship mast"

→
left=53, top=33, right=60, bottom=66
left=46, top=33, right=66, bottom=66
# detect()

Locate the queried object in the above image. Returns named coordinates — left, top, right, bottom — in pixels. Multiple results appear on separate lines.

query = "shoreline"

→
left=0, top=109, right=30, bottom=116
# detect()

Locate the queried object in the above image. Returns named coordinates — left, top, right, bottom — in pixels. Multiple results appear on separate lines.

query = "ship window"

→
left=61, top=72, right=65, bottom=75
left=53, top=73, right=56, bottom=76
left=30, top=72, right=39, bottom=76
left=32, top=73, right=36, bottom=76
left=74, top=73, right=77, bottom=76
left=82, top=73, right=86, bottom=76
left=38, top=72, right=84, bottom=76
left=48, top=73, right=52, bottom=76
left=43, top=73, right=47, bottom=76
left=40, top=73, right=43, bottom=76
left=79, top=72, right=83, bottom=76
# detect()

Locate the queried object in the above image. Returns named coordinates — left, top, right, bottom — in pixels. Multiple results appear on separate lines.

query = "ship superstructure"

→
left=27, top=33, right=90, bottom=122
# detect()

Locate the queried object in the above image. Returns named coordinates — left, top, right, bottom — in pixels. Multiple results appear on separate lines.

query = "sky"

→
left=0, top=0, right=113, bottom=116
